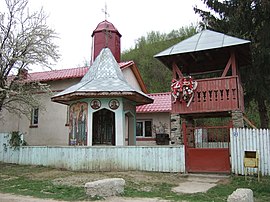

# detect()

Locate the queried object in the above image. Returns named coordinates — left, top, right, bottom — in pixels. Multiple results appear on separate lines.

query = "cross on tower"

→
left=102, top=3, right=111, bottom=47
left=102, top=3, right=109, bottom=20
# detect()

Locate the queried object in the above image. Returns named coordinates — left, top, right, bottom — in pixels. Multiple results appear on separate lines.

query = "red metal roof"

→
left=91, top=20, right=121, bottom=36
left=26, top=61, right=133, bottom=82
left=27, top=67, right=89, bottom=82
left=24, top=62, right=171, bottom=113
left=136, top=92, right=171, bottom=113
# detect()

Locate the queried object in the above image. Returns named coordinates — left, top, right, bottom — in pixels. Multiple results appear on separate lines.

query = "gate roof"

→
left=154, top=29, right=251, bottom=73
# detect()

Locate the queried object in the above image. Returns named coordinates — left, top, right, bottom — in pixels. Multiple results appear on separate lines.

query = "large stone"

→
left=227, top=188, right=254, bottom=202
left=85, top=178, right=125, bottom=197
left=232, top=110, right=244, bottom=128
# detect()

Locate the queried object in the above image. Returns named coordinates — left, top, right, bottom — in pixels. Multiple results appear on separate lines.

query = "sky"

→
left=26, top=0, right=206, bottom=71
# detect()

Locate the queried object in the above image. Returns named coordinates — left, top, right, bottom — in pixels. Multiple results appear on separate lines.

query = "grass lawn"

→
left=0, top=162, right=269, bottom=201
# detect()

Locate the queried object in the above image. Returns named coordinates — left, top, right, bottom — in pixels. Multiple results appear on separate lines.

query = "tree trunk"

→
left=257, top=99, right=269, bottom=128
left=0, top=96, right=5, bottom=113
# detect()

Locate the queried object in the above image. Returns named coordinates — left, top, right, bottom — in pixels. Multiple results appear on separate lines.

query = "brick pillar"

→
left=232, top=110, right=244, bottom=128
left=170, top=113, right=183, bottom=145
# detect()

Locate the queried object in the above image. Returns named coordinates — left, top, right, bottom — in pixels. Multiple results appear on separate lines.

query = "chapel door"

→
left=92, top=109, right=115, bottom=145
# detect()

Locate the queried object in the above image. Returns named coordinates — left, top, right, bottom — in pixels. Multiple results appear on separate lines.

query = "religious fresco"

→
left=109, top=99, right=119, bottom=110
left=90, top=99, right=101, bottom=110
left=69, top=102, right=88, bottom=146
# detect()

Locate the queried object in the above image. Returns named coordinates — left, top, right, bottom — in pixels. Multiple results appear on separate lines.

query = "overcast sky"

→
left=26, top=0, right=207, bottom=71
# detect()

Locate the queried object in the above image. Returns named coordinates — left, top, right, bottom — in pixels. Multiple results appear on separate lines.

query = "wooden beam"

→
left=243, top=115, right=257, bottom=129
left=172, top=62, right=183, bottom=78
left=190, top=69, right=223, bottom=76
left=172, top=66, right=177, bottom=79
left=221, top=57, right=232, bottom=77
left=189, top=53, right=197, bottom=62
left=231, top=51, right=237, bottom=76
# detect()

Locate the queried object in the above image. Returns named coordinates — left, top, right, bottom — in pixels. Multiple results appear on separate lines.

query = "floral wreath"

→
left=171, top=76, right=198, bottom=107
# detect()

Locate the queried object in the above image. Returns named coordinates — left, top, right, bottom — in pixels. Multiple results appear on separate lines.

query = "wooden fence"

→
left=2, top=129, right=270, bottom=175
left=230, top=128, right=270, bottom=176
left=0, top=133, right=185, bottom=173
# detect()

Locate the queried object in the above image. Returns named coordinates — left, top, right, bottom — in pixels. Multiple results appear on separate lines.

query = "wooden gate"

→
left=183, top=122, right=231, bottom=173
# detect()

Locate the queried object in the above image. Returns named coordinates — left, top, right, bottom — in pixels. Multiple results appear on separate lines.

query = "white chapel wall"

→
left=122, top=68, right=142, bottom=91
left=25, top=79, right=80, bottom=145
left=136, top=112, right=171, bottom=146
left=26, top=93, right=69, bottom=146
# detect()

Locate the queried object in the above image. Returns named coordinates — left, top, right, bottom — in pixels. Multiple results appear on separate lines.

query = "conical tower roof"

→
left=51, top=48, right=153, bottom=105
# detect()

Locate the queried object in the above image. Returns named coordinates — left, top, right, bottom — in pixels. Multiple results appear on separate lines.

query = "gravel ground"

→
left=0, top=193, right=170, bottom=202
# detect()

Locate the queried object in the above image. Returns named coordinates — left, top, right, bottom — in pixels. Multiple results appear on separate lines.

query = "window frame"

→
left=65, top=106, right=70, bottom=126
left=136, top=120, right=152, bottom=138
left=30, top=107, right=39, bottom=127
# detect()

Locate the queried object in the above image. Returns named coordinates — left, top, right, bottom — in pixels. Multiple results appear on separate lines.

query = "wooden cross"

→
left=102, top=3, right=111, bottom=47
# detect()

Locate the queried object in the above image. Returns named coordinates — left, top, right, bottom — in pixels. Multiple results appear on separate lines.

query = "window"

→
left=136, top=120, right=152, bottom=137
left=31, top=108, right=39, bottom=126
left=66, top=106, right=70, bottom=126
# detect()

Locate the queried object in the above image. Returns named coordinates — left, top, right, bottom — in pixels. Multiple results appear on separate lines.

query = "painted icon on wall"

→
left=91, top=99, right=101, bottom=110
left=109, top=99, right=120, bottom=110
left=69, top=102, right=88, bottom=146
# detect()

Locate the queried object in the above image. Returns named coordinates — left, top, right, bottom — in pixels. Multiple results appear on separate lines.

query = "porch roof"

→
left=136, top=92, right=171, bottom=113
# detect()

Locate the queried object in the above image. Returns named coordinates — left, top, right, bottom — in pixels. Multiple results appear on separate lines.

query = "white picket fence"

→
left=1, top=129, right=270, bottom=175
left=230, top=128, right=270, bottom=176
left=0, top=133, right=185, bottom=173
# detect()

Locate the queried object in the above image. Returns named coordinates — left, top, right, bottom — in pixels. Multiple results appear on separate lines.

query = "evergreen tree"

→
left=194, top=0, right=270, bottom=128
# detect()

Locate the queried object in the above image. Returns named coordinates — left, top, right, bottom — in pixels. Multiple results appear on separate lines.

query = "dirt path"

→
left=0, top=193, right=169, bottom=202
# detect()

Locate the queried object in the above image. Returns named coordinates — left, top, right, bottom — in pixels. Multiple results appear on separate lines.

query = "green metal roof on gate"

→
left=154, top=29, right=250, bottom=57
left=154, top=29, right=251, bottom=73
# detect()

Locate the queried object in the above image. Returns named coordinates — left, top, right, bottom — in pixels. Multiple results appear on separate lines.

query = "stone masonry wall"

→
left=170, top=113, right=183, bottom=145
left=232, top=110, right=244, bottom=128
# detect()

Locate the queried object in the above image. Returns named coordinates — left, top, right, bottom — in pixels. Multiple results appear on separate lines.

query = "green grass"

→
left=124, top=176, right=270, bottom=202
left=0, top=162, right=270, bottom=201
left=0, top=176, right=88, bottom=201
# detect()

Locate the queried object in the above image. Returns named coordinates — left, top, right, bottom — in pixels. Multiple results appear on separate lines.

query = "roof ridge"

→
left=29, top=66, right=89, bottom=75
left=28, top=61, right=134, bottom=76
left=194, top=31, right=204, bottom=50
left=148, top=92, right=171, bottom=95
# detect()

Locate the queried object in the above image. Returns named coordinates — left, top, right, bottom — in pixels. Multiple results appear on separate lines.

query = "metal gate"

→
left=183, top=122, right=231, bottom=173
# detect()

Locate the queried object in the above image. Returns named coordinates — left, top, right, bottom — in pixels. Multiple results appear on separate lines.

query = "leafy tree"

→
left=122, top=25, right=197, bottom=93
left=194, top=0, right=270, bottom=128
left=0, top=0, right=60, bottom=117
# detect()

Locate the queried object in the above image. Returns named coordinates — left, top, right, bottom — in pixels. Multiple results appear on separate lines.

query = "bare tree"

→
left=0, top=0, right=60, bottom=117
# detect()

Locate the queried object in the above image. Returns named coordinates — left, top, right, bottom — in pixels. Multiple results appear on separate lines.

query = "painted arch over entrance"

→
left=92, top=108, right=115, bottom=145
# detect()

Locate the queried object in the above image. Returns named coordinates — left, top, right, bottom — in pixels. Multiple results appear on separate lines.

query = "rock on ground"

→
left=227, top=188, right=254, bottom=202
left=85, top=178, right=125, bottom=197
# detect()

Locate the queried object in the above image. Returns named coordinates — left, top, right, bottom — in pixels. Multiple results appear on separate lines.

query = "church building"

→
left=0, top=20, right=173, bottom=146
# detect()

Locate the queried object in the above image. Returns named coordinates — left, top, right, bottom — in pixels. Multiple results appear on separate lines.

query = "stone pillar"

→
left=170, top=113, right=183, bottom=145
left=232, top=110, right=244, bottom=128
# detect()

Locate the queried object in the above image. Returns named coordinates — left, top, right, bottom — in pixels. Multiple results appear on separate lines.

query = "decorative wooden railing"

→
left=172, top=76, right=244, bottom=114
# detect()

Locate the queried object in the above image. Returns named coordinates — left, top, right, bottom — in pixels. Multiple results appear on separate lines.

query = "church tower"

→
left=91, top=20, right=122, bottom=63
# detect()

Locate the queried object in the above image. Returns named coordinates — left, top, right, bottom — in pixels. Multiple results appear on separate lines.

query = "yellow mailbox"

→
left=244, top=151, right=259, bottom=181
